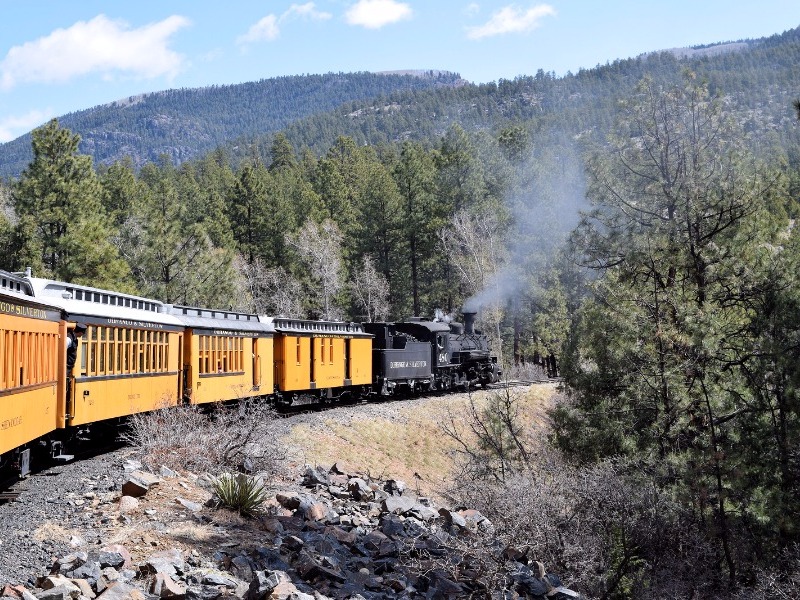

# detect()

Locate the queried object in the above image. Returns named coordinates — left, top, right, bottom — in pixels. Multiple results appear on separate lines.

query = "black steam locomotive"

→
left=364, top=311, right=502, bottom=395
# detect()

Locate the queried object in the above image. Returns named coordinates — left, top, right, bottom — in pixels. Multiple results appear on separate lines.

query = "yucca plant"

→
left=211, top=472, right=270, bottom=516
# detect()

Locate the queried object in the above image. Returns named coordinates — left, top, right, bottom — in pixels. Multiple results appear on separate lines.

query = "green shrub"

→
left=211, top=472, right=270, bottom=516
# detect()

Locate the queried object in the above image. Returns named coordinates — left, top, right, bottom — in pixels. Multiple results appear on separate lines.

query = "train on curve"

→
left=0, top=269, right=501, bottom=476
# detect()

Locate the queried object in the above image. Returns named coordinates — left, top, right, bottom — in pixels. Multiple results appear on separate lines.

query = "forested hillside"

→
left=0, top=23, right=800, bottom=599
left=270, top=26, right=800, bottom=158
left=0, top=70, right=463, bottom=179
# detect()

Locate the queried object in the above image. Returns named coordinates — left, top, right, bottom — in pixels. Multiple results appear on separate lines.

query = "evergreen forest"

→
left=0, top=24, right=800, bottom=599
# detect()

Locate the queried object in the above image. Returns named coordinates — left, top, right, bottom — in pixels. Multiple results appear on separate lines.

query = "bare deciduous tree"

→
left=440, top=208, right=509, bottom=362
left=0, top=185, right=15, bottom=223
left=236, top=255, right=304, bottom=317
left=287, top=218, right=344, bottom=320
left=440, top=386, right=532, bottom=484
left=351, top=255, right=390, bottom=322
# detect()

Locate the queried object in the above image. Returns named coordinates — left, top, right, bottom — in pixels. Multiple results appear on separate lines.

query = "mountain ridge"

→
left=1, top=25, right=799, bottom=179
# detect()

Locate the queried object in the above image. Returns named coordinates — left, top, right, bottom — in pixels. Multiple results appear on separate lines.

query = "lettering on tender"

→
left=389, top=361, right=427, bottom=369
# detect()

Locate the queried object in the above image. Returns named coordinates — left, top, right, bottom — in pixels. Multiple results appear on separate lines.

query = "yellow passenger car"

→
left=28, top=277, right=185, bottom=426
left=268, top=317, right=372, bottom=403
left=170, top=306, right=274, bottom=405
left=0, top=271, right=62, bottom=474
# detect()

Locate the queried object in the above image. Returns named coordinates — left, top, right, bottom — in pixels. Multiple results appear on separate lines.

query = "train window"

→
left=80, top=329, right=88, bottom=376
left=0, top=330, right=5, bottom=388
left=108, top=328, right=115, bottom=374
left=24, top=332, right=33, bottom=384
left=116, top=328, right=123, bottom=372
left=116, top=329, right=122, bottom=372
left=296, top=337, right=301, bottom=366
left=0, top=327, right=58, bottom=391
left=136, top=329, right=142, bottom=372
left=123, top=329, right=129, bottom=372
left=131, top=329, right=139, bottom=372
left=100, top=327, right=107, bottom=374
left=150, top=334, right=156, bottom=372
left=89, top=327, right=97, bottom=374
left=8, top=330, right=15, bottom=387
left=198, top=334, right=242, bottom=374
left=156, top=332, right=161, bottom=371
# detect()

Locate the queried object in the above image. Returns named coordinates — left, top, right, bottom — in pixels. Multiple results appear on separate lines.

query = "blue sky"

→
left=1, top=0, right=799, bottom=142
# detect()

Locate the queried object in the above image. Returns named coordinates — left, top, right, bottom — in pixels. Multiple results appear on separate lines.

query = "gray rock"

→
left=381, top=495, right=416, bottom=515
left=246, top=571, right=280, bottom=600
left=142, top=549, right=185, bottom=577
left=51, top=553, right=88, bottom=575
left=199, top=571, right=239, bottom=588
left=98, top=550, right=127, bottom=570
left=175, top=497, right=202, bottom=512
left=184, top=586, right=222, bottom=600
left=66, top=559, right=102, bottom=586
left=121, top=471, right=162, bottom=498
left=159, top=466, right=179, bottom=478
left=347, top=478, right=373, bottom=502
left=94, top=581, right=145, bottom=600
left=118, top=496, right=140, bottom=513
left=301, top=466, right=329, bottom=487
left=148, top=572, right=185, bottom=598
left=32, top=585, right=78, bottom=600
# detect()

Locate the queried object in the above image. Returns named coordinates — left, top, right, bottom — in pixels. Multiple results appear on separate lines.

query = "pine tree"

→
left=393, top=142, right=440, bottom=316
left=557, top=74, right=783, bottom=581
left=12, top=119, right=131, bottom=288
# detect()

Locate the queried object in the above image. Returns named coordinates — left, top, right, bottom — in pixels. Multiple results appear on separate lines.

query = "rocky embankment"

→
left=0, top=456, right=581, bottom=599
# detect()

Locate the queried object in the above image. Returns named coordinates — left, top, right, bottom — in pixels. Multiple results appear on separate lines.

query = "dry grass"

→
left=280, top=383, right=558, bottom=498
left=32, top=522, right=80, bottom=543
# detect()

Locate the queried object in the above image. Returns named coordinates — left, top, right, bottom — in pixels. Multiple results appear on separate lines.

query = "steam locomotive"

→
left=364, top=312, right=501, bottom=395
left=0, top=269, right=500, bottom=476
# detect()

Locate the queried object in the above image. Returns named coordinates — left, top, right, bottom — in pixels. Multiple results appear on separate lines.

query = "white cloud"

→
left=345, top=0, right=413, bottom=29
left=465, top=3, right=481, bottom=17
left=238, top=15, right=281, bottom=44
left=0, top=14, right=189, bottom=91
left=238, top=3, right=332, bottom=45
left=466, top=4, right=555, bottom=40
left=287, top=3, right=332, bottom=20
left=0, top=109, right=53, bottom=143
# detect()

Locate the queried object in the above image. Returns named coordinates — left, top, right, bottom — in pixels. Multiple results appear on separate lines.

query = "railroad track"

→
left=0, top=490, right=21, bottom=503
left=274, top=378, right=555, bottom=415
left=0, top=437, right=125, bottom=498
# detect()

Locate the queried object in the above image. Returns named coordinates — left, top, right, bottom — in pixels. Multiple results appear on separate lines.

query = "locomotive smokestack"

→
left=463, top=311, right=476, bottom=335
